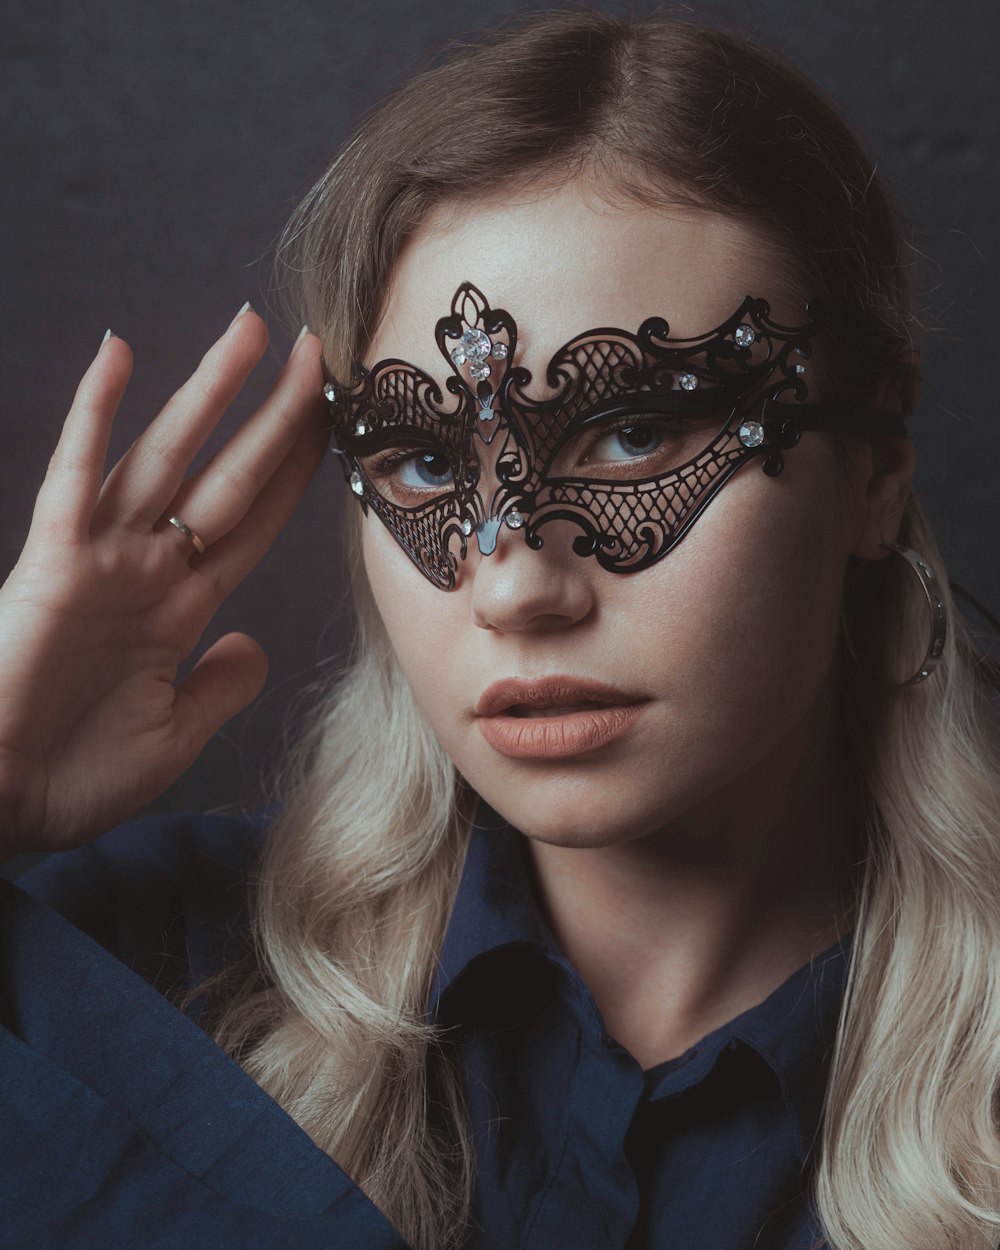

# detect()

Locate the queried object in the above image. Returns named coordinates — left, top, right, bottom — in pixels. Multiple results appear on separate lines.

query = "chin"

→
left=477, top=785, right=667, bottom=849
left=521, top=827, right=631, bottom=851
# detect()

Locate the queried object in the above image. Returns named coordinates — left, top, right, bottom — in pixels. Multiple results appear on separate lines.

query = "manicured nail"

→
left=100, top=328, right=116, bottom=349
left=287, top=322, right=310, bottom=362
left=290, top=324, right=310, bottom=357
left=229, top=300, right=252, bottom=328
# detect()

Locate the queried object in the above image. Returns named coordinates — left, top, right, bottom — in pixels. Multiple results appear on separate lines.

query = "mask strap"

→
left=763, top=398, right=909, bottom=438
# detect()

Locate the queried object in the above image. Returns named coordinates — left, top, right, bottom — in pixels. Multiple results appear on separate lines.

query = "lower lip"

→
left=476, top=703, right=647, bottom=760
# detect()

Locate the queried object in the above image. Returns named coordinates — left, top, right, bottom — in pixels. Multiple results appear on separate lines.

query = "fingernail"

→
left=290, top=324, right=310, bottom=356
left=100, top=328, right=116, bottom=349
left=229, top=300, right=252, bottom=328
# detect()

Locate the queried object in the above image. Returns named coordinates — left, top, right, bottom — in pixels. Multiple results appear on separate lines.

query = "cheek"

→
left=361, top=516, right=457, bottom=700
left=633, top=460, right=852, bottom=728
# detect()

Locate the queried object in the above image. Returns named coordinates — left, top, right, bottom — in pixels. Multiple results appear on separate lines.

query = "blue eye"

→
left=593, top=425, right=665, bottom=461
left=551, top=410, right=733, bottom=479
left=362, top=446, right=455, bottom=503
left=396, top=451, right=454, bottom=488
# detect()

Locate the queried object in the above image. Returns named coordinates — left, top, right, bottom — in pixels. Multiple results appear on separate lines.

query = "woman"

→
left=3, top=10, right=1000, bottom=1250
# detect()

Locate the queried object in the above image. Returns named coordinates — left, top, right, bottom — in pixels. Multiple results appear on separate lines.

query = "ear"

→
left=850, top=365, right=919, bottom=562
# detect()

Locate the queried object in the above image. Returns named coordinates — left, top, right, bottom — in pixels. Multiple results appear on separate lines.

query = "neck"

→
left=519, top=668, right=864, bottom=1069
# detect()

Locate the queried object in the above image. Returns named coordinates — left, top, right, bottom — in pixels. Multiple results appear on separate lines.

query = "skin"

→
left=360, top=178, right=915, bottom=1068
left=0, top=311, right=329, bottom=859
left=0, top=170, right=915, bottom=1066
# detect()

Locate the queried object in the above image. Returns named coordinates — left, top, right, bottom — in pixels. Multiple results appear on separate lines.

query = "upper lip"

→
left=475, top=675, right=648, bottom=718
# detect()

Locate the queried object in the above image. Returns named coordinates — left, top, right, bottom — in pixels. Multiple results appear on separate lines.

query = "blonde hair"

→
left=188, top=12, right=1000, bottom=1249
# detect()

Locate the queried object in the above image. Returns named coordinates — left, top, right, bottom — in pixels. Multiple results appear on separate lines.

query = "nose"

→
left=462, top=515, right=596, bottom=633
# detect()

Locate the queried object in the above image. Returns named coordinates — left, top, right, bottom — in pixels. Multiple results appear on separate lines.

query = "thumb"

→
left=173, top=632, right=269, bottom=752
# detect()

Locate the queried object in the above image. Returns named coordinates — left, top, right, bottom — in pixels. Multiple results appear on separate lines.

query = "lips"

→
left=473, top=676, right=649, bottom=758
left=475, top=676, right=646, bottom=719
left=508, top=701, right=614, bottom=717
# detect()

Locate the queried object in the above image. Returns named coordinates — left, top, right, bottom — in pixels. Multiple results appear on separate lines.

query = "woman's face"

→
left=359, top=179, right=878, bottom=849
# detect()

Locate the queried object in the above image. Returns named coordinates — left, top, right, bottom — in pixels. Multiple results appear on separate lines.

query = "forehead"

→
left=366, top=178, right=804, bottom=374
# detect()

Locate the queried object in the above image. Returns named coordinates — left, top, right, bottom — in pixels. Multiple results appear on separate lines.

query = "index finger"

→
left=29, top=332, right=134, bottom=546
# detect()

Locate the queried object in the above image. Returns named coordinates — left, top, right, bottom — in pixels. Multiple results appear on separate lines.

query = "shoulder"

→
left=12, top=805, right=277, bottom=989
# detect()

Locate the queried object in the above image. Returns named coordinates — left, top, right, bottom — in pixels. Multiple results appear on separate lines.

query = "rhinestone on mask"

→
left=738, top=420, right=765, bottom=448
left=450, top=327, right=492, bottom=367
left=327, top=281, right=848, bottom=592
left=734, top=324, right=755, bottom=348
left=354, top=419, right=368, bottom=436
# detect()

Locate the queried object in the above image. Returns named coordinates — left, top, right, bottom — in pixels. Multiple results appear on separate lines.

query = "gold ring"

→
left=167, top=515, right=206, bottom=554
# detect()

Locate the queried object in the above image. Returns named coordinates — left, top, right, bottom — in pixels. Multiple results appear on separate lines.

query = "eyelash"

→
left=364, top=445, right=447, bottom=480
left=361, top=412, right=725, bottom=491
left=573, top=413, right=717, bottom=463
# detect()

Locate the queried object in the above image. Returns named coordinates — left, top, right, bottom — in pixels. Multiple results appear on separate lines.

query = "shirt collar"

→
left=428, top=797, right=559, bottom=1015
left=727, top=927, right=853, bottom=1160
left=429, top=795, right=853, bottom=1159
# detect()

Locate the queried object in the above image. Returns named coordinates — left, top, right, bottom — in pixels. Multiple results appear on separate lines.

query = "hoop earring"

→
left=843, top=543, right=947, bottom=687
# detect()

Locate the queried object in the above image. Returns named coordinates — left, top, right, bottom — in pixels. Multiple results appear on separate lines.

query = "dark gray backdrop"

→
left=2, top=0, right=997, bottom=877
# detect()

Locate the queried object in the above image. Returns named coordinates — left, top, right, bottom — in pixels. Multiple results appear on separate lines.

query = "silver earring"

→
left=844, top=543, right=947, bottom=686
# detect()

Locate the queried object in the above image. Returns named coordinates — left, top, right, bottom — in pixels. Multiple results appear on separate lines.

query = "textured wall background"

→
left=1, top=0, right=997, bottom=877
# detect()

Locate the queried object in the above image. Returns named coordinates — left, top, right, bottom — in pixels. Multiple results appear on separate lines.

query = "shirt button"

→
left=728, top=1039, right=739, bottom=1051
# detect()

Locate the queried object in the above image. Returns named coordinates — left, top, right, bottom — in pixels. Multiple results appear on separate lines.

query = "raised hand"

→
left=0, top=305, right=330, bottom=858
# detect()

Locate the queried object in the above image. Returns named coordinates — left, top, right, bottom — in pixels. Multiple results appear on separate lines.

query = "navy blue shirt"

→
left=1, top=800, right=851, bottom=1248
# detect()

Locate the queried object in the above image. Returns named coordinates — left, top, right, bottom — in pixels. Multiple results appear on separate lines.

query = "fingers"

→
left=192, top=420, right=330, bottom=602
left=173, top=632, right=269, bottom=756
left=29, top=333, right=135, bottom=545
left=158, top=329, right=329, bottom=554
left=173, top=340, right=332, bottom=605
left=94, top=305, right=270, bottom=532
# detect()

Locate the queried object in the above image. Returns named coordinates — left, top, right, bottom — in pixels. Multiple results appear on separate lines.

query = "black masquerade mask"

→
left=321, top=282, right=907, bottom=591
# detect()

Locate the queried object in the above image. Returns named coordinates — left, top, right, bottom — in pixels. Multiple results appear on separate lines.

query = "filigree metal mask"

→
left=321, top=282, right=907, bottom=590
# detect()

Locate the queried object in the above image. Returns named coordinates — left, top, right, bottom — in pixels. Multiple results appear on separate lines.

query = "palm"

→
left=0, top=312, right=329, bottom=857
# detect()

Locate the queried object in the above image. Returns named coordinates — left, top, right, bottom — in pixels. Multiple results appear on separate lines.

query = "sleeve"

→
left=12, top=805, right=276, bottom=999
left=0, top=804, right=413, bottom=1248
